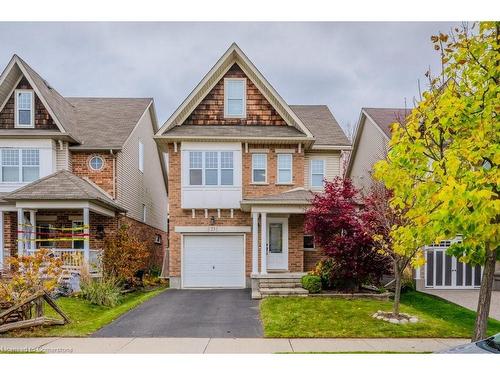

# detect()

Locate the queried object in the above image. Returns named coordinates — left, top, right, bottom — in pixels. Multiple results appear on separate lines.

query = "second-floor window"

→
left=310, top=159, right=325, bottom=187
left=277, top=153, right=293, bottom=184
left=224, top=78, right=246, bottom=118
left=15, top=90, right=34, bottom=127
left=189, top=151, right=234, bottom=186
left=252, top=153, right=267, bottom=183
left=0, top=149, right=39, bottom=183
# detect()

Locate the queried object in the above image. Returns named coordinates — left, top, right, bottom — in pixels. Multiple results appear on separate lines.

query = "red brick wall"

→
left=183, top=64, right=286, bottom=126
left=0, top=78, right=59, bottom=130
left=71, top=152, right=116, bottom=197
left=242, top=144, right=304, bottom=199
left=304, top=250, right=323, bottom=272
left=166, top=143, right=306, bottom=277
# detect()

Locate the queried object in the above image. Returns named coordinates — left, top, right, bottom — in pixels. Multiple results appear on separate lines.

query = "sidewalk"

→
left=0, top=337, right=469, bottom=353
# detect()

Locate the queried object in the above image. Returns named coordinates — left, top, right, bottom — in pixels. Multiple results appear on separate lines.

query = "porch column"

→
left=83, top=207, right=90, bottom=262
left=252, top=212, right=259, bottom=274
left=17, top=208, right=24, bottom=256
left=29, top=210, right=36, bottom=252
left=260, top=212, right=267, bottom=274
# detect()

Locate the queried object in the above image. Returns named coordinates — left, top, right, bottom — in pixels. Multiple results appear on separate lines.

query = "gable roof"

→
left=66, top=98, right=152, bottom=150
left=345, top=107, right=410, bottom=176
left=291, top=105, right=350, bottom=148
left=156, top=43, right=314, bottom=139
left=0, top=55, right=154, bottom=150
left=4, top=170, right=125, bottom=212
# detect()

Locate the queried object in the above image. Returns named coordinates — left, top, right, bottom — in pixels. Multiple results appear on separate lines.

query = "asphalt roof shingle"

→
left=363, top=108, right=410, bottom=138
left=162, top=124, right=307, bottom=138
left=4, top=170, right=125, bottom=212
left=290, top=105, right=350, bottom=146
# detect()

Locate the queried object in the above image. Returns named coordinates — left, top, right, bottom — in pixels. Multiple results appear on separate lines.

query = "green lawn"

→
left=260, top=291, right=500, bottom=338
left=2, top=287, right=166, bottom=337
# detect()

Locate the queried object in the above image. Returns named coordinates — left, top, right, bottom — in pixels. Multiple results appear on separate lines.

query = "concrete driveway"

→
left=93, top=289, right=263, bottom=338
left=424, top=290, right=500, bottom=321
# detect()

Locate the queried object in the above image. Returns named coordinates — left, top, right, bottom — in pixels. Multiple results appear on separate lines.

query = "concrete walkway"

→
left=423, top=290, right=500, bottom=321
left=0, top=337, right=468, bottom=353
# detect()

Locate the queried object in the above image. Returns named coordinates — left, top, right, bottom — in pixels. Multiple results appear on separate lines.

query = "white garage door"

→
left=183, top=235, right=245, bottom=288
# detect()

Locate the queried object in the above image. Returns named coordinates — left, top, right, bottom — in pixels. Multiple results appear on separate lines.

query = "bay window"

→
left=0, top=149, right=39, bottom=183
left=188, top=151, right=234, bottom=186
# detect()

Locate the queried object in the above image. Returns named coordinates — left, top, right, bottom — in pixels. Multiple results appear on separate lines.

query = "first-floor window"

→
left=310, top=159, right=325, bottom=187
left=303, top=235, right=315, bottom=250
left=38, top=223, right=55, bottom=248
left=277, top=153, right=292, bottom=184
left=72, top=221, right=84, bottom=250
left=0, top=148, right=39, bottom=182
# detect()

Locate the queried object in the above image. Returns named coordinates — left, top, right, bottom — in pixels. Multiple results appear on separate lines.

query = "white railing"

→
left=27, top=248, right=103, bottom=276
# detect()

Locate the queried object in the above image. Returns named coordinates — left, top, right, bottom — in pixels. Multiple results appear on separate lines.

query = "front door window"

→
left=269, top=223, right=283, bottom=254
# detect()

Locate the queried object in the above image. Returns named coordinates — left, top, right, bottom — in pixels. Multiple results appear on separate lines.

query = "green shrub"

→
left=301, top=275, right=322, bottom=294
left=311, top=258, right=336, bottom=290
left=80, top=277, right=121, bottom=307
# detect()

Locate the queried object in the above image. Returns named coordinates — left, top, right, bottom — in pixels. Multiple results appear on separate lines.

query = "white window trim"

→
left=224, top=78, right=246, bottom=119
left=142, top=204, right=147, bottom=222
left=88, top=155, right=105, bottom=171
left=14, top=89, right=35, bottom=128
left=277, top=153, right=293, bottom=184
left=310, top=159, right=326, bottom=188
left=0, top=148, right=40, bottom=183
left=188, top=151, right=234, bottom=187
left=138, top=141, right=144, bottom=173
left=251, top=153, right=267, bottom=184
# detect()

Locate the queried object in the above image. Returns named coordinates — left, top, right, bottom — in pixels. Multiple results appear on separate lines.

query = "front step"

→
left=251, top=272, right=309, bottom=299
left=259, top=287, right=309, bottom=297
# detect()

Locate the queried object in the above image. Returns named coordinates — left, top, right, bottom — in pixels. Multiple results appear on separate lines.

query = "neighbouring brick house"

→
left=154, top=43, right=351, bottom=297
left=346, top=108, right=500, bottom=291
left=0, top=55, right=168, bottom=274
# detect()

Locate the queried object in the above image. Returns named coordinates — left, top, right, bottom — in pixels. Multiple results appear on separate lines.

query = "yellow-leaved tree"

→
left=374, top=22, right=499, bottom=341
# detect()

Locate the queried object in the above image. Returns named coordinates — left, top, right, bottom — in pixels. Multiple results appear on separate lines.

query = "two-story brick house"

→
left=0, top=55, right=168, bottom=273
left=154, top=44, right=350, bottom=295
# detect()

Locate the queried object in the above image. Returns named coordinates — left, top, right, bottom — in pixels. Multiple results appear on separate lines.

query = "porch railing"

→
left=26, top=248, right=103, bottom=276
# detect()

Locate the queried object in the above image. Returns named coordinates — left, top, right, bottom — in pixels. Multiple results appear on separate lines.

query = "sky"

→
left=0, top=22, right=458, bottom=137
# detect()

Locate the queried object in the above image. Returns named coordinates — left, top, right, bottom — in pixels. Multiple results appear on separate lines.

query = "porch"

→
left=0, top=170, right=126, bottom=275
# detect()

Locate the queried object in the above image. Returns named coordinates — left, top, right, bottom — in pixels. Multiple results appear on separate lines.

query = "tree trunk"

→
left=472, top=244, right=497, bottom=341
left=392, top=262, right=402, bottom=317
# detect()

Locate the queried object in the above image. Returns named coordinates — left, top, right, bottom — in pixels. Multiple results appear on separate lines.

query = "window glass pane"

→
left=311, top=160, right=324, bottom=174
left=17, top=92, right=32, bottom=109
left=189, top=169, right=202, bottom=185
left=227, top=99, right=243, bottom=115
left=205, top=152, right=218, bottom=169
left=23, top=167, right=39, bottom=182
left=2, top=149, right=19, bottom=166
left=221, top=152, right=233, bottom=168
left=311, top=174, right=323, bottom=187
left=253, top=169, right=266, bottom=182
left=226, top=80, right=244, bottom=99
left=2, top=167, right=18, bottom=182
left=278, top=154, right=292, bottom=169
left=205, top=169, right=218, bottom=185
left=22, top=149, right=39, bottom=166
left=2, top=149, right=19, bottom=182
left=252, top=154, right=266, bottom=169
left=221, top=169, right=233, bottom=185
left=304, top=235, right=315, bottom=249
left=18, top=110, right=31, bottom=125
left=278, top=169, right=291, bottom=183
left=73, top=221, right=84, bottom=250
left=189, top=152, right=202, bottom=168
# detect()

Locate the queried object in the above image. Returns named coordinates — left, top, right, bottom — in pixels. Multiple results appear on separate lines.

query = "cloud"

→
left=0, top=22, right=457, bottom=132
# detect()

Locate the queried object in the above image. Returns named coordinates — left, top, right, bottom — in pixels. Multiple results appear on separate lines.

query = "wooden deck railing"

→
left=27, top=248, right=102, bottom=276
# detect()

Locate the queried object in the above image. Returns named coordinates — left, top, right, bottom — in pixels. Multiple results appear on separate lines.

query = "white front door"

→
left=267, top=217, right=288, bottom=270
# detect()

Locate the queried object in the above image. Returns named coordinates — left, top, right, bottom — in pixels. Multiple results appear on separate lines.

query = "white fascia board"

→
left=175, top=226, right=251, bottom=233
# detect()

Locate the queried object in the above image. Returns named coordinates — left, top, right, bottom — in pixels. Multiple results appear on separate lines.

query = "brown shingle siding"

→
left=183, top=64, right=287, bottom=126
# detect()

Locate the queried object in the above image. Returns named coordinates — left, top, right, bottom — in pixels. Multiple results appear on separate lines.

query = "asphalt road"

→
left=92, top=289, right=263, bottom=338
